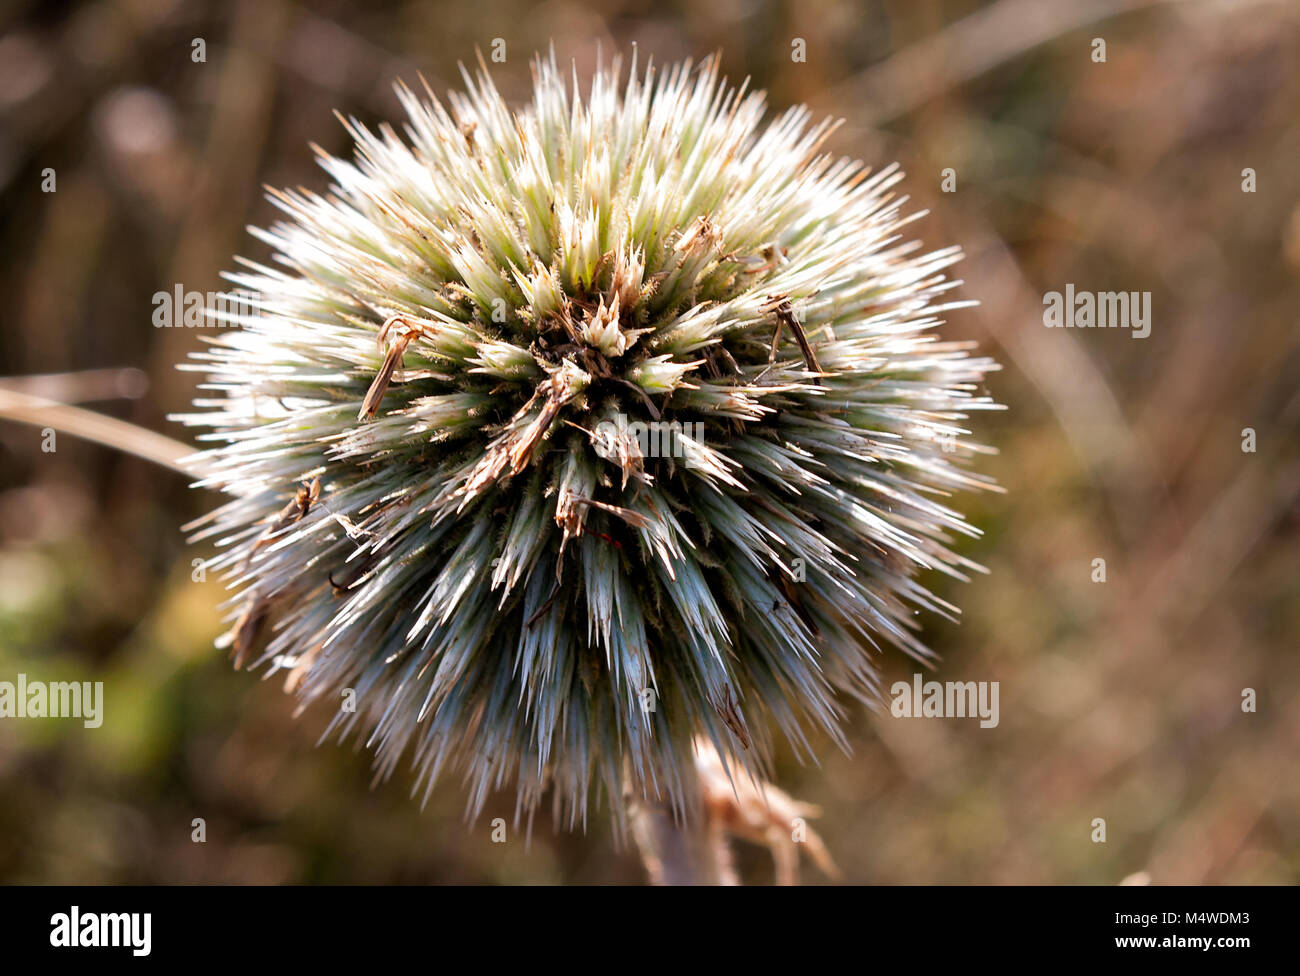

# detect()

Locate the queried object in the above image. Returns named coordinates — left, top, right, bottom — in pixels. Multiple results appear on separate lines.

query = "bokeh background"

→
left=0, top=0, right=1296, bottom=883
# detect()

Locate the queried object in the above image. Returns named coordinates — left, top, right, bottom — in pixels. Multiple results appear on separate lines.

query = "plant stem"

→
left=0, top=389, right=194, bottom=476
left=629, top=792, right=738, bottom=885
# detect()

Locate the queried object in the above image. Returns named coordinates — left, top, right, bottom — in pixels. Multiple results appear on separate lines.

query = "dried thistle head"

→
left=175, top=54, right=999, bottom=826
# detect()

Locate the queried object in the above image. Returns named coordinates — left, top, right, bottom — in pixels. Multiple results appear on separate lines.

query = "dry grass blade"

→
left=0, top=388, right=194, bottom=476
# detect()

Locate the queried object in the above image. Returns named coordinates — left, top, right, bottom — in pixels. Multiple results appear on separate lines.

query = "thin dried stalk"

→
left=0, top=389, right=193, bottom=476
left=630, top=795, right=738, bottom=886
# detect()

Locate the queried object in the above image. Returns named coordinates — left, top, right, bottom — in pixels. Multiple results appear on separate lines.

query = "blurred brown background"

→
left=0, top=0, right=1296, bottom=883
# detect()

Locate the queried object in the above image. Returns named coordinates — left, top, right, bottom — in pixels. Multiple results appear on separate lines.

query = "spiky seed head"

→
left=175, top=54, right=1000, bottom=826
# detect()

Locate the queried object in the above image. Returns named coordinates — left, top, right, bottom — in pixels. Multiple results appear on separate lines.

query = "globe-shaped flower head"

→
left=178, top=54, right=999, bottom=823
